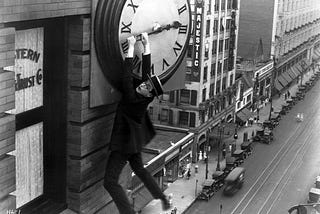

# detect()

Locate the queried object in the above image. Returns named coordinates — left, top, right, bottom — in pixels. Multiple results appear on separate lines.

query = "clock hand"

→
left=135, top=21, right=182, bottom=41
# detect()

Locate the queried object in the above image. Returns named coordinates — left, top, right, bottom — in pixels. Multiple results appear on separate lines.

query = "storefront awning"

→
left=277, top=75, right=289, bottom=87
left=287, top=68, right=298, bottom=79
left=274, top=79, right=283, bottom=91
left=236, top=107, right=253, bottom=123
left=290, top=66, right=301, bottom=77
left=281, top=72, right=293, bottom=83
left=295, top=63, right=304, bottom=73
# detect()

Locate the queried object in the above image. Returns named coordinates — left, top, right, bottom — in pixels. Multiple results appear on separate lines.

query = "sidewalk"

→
left=141, top=69, right=318, bottom=214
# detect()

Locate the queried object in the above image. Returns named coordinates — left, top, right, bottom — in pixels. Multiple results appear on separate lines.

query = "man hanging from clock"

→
left=104, top=32, right=172, bottom=214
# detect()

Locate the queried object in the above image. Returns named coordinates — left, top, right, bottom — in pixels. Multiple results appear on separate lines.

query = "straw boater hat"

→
left=147, top=75, right=164, bottom=97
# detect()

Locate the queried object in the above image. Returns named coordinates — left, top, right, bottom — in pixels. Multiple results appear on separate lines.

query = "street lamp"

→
left=216, top=124, right=225, bottom=171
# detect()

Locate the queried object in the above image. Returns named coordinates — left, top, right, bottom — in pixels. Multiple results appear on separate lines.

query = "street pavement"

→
left=141, top=69, right=318, bottom=214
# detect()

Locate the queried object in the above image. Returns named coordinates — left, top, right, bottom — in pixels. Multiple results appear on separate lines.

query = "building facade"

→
left=238, top=0, right=320, bottom=97
left=149, top=0, right=240, bottom=162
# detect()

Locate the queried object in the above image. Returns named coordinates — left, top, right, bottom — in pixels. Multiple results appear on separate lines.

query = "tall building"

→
left=238, top=0, right=320, bottom=94
left=150, top=0, right=240, bottom=161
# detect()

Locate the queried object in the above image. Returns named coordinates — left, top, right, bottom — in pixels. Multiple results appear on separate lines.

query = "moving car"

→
left=223, top=167, right=245, bottom=196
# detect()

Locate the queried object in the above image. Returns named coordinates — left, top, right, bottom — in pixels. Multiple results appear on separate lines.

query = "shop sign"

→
left=190, top=0, right=204, bottom=82
left=6, top=28, right=44, bottom=114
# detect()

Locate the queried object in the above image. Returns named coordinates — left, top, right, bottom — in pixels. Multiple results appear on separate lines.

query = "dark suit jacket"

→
left=110, top=54, right=156, bottom=154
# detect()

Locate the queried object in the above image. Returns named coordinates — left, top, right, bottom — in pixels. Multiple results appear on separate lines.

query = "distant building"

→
left=238, top=0, right=320, bottom=95
left=149, top=0, right=240, bottom=162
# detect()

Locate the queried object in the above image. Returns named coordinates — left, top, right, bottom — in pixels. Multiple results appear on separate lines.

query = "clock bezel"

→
left=94, top=0, right=191, bottom=90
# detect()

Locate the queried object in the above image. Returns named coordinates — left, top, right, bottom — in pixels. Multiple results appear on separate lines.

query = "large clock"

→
left=94, top=0, right=191, bottom=90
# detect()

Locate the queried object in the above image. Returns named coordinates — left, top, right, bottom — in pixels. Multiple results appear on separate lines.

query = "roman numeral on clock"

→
left=121, top=22, right=132, bottom=33
left=178, top=4, right=187, bottom=15
left=179, top=25, right=188, bottom=34
left=173, top=41, right=183, bottom=57
left=162, top=58, right=170, bottom=70
left=121, top=41, right=129, bottom=53
left=127, top=0, right=139, bottom=13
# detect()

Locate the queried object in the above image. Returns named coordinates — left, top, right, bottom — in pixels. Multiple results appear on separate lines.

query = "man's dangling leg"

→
left=128, top=152, right=172, bottom=211
left=104, top=151, right=135, bottom=214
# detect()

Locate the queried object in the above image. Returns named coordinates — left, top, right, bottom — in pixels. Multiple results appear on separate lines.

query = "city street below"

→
left=185, top=73, right=320, bottom=214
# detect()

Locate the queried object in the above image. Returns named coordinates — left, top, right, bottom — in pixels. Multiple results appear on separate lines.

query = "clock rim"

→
left=94, top=0, right=192, bottom=89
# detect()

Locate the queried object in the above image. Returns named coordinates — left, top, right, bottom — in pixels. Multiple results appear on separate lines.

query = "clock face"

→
left=94, top=0, right=191, bottom=89
left=118, top=0, right=191, bottom=81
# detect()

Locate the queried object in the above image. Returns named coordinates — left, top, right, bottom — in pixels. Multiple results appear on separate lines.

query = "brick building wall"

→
left=0, top=1, right=124, bottom=213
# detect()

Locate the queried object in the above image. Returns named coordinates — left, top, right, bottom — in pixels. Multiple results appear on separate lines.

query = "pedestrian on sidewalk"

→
left=222, top=147, right=226, bottom=159
left=104, top=33, right=172, bottom=214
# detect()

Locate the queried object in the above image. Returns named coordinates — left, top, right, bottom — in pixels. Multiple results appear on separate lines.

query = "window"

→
left=211, top=63, right=216, bottom=77
left=206, top=20, right=211, bottom=36
left=212, top=40, right=217, bottom=55
left=216, top=79, right=221, bottom=93
left=205, top=43, right=209, bottom=58
left=227, top=0, right=232, bottom=9
left=179, top=111, right=189, bottom=126
left=222, top=77, right=227, bottom=90
left=226, top=19, right=231, bottom=30
left=180, top=89, right=197, bottom=105
left=218, top=61, right=222, bottom=75
left=203, top=66, right=208, bottom=82
left=169, top=91, right=175, bottom=103
left=219, top=39, right=224, bottom=52
left=209, top=83, right=215, bottom=97
left=202, top=88, right=206, bottom=102
left=221, top=0, right=226, bottom=10
left=213, top=20, right=218, bottom=33
left=214, top=0, right=219, bottom=11
left=180, top=89, right=190, bottom=104
left=178, top=111, right=196, bottom=127
left=246, top=94, right=252, bottom=103
left=225, top=38, right=229, bottom=50
left=229, top=73, right=233, bottom=86
left=161, top=108, right=169, bottom=121
left=223, top=59, right=228, bottom=71
left=266, top=77, right=270, bottom=86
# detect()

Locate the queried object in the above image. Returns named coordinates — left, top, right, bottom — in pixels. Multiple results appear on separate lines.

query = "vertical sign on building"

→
left=6, top=28, right=44, bottom=207
left=191, top=0, right=204, bottom=82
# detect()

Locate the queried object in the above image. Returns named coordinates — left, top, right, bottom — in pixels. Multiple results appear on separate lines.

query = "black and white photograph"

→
left=0, top=0, right=320, bottom=213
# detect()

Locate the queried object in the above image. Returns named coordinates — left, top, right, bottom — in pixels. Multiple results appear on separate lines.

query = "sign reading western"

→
left=11, top=28, right=43, bottom=114
left=190, top=0, right=204, bottom=82
left=5, top=28, right=44, bottom=207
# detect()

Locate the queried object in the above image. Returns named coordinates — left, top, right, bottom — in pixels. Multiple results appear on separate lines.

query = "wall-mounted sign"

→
left=6, top=28, right=43, bottom=114
left=190, top=0, right=204, bottom=82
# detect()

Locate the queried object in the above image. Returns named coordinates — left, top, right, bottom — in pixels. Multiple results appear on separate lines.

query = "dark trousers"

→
left=104, top=151, right=165, bottom=214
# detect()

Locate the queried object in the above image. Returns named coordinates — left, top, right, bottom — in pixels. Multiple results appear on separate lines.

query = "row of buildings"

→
left=0, top=0, right=319, bottom=213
